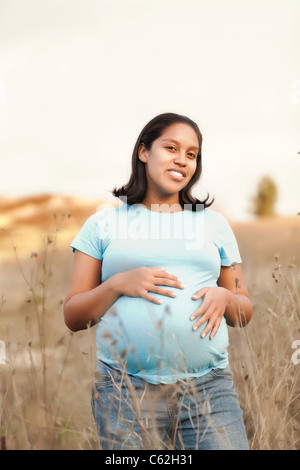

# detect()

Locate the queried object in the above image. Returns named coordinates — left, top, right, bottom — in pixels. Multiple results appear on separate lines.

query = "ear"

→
left=138, top=143, right=148, bottom=163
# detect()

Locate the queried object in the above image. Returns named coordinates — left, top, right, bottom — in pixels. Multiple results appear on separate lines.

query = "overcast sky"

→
left=0, top=0, right=299, bottom=220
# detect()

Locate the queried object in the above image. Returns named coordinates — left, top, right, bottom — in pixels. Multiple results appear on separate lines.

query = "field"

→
left=0, top=194, right=299, bottom=450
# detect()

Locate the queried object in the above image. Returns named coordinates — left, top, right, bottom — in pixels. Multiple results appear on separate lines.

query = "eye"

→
left=188, top=152, right=196, bottom=158
left=166, top=146, right=176, bottom=151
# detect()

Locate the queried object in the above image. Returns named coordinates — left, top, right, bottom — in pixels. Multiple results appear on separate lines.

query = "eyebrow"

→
left=161, top=138, right=199, bottom=152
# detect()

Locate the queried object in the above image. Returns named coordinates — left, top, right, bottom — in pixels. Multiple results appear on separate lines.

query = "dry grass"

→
left=0, top=196, right=299, bottom=450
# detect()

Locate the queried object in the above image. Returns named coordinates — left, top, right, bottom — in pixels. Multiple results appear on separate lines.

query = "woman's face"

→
left=139, top=122, right=199, bottom=201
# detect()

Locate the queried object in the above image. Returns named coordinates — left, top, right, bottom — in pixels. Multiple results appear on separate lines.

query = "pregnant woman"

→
left=64, top=112, right=253, bottom=450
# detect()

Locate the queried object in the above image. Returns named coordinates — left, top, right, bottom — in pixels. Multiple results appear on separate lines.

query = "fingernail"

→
left=171, top=292, right=177, bottom=297
left=192, top=295, right=197, bottom=299
left=180, top=284, right=186, bottom=288
left=201, top=333, right=206, bottom=338
left=193, top=325, right=198, bottom=331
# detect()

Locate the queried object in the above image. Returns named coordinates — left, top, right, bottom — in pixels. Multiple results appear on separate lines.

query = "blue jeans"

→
left=91, top=360, right=249, bottom=450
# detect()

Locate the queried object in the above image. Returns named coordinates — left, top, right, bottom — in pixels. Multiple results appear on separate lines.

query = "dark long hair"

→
left=111, top=112, right=214, bottom=211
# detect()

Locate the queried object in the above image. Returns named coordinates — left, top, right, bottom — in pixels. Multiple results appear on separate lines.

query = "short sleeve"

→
left=213, top=212, right=242, bottom=266
left=70, top=210, right=109, bottom=260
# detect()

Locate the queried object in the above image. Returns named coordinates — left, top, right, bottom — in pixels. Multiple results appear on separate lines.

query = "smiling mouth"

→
left=167, top=170, right=186, bottom=181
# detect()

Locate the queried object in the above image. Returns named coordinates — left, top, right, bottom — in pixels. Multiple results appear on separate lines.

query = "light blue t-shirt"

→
left=70, top=203, right=242, bottom=384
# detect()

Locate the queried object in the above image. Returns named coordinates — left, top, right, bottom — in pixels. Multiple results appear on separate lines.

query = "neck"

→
left=141, top=195, right=183, bottom=213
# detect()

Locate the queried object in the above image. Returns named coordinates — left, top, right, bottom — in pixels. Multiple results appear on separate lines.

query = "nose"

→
left=173, top=151, right=188, bottom=165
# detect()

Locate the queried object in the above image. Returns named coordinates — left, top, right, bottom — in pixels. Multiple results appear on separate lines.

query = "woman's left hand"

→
left=190, top=287, right=230, bottom=340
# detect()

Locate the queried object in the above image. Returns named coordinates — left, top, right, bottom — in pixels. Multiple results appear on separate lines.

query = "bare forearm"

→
left=224, top=290, right=253, bottom=327
left=64, top=273, right=123, bottom=332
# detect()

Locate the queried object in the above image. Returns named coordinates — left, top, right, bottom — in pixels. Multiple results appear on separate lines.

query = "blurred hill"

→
left=0, top=194, right=115, bottom=230
left=0, top=194, right=116, bottom=261
left=0, top=194, right=299, bottom=269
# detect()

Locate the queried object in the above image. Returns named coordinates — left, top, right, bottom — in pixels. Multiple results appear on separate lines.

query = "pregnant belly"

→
left=96, top=284, right=229, bottom=382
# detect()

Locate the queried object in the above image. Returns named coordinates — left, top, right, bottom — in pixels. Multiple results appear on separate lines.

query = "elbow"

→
left=237, top=300, right=253, bottom=328
left=63, top=312, right=76, bottom=333
left=225, top=294, right=253, bottom=328
left=243, top=295, right=253, bottom=326
left=63, top=298, right=94, bottom=332
left=63, top=300, right=81, bottom=332
left=247, top=302, right=253, bottom=324
left=64, top=320, right=79, bottom=333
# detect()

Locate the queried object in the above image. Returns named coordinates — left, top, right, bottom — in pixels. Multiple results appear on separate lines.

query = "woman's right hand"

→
left=115, top=267, right=185, bottom=304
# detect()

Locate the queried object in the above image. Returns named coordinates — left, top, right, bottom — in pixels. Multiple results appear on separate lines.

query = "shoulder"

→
left=70, top=204, right=121, bottom=258
left=203, top=209, right=241, bottom=263
left=203, top=208, right=238, bottom=240
left=73, top=205, right=120, bottom=241
left=86, top=204, right=121, bottom=225
left=203, top=208, right=230, bottom=226
left=87, top=203, right=130, bottom=237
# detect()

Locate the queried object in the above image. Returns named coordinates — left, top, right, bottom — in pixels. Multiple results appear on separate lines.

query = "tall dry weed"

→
left=0, top=215, right=99, bottom=450
left=0, top=217, right=299, bottom=449
left=229, top=255, right=300, bottom=450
